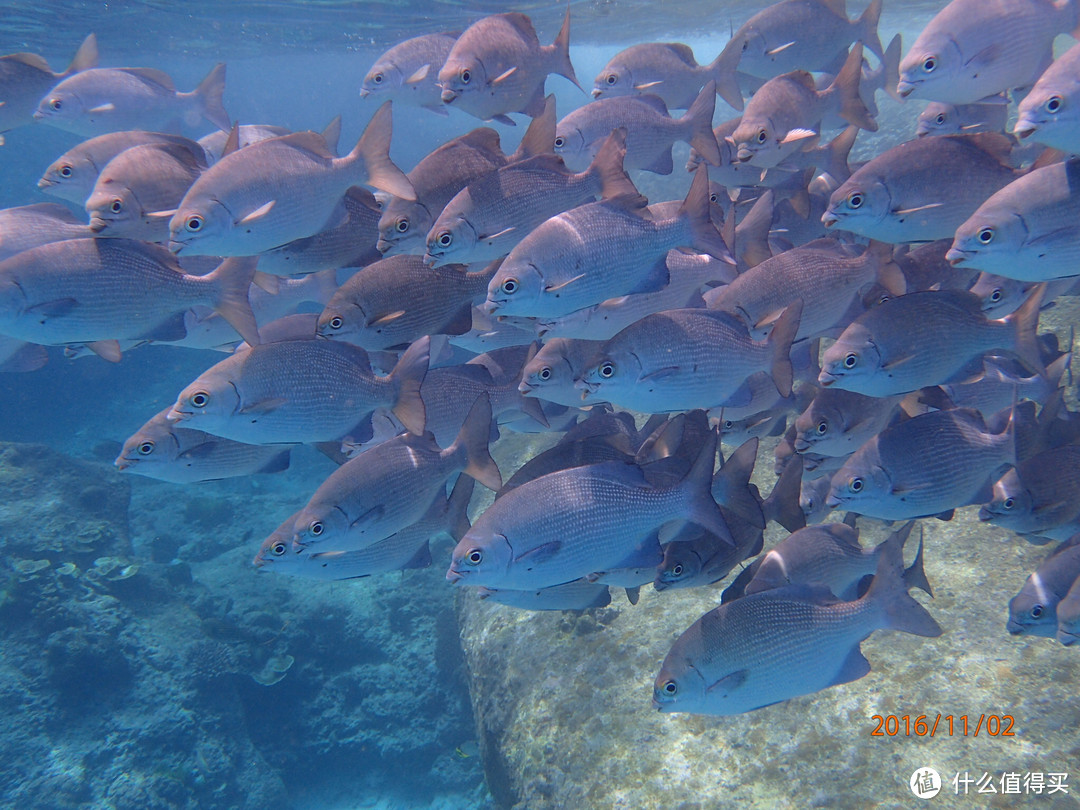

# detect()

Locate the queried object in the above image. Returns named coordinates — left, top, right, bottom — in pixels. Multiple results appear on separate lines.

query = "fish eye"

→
left=599, top=362, right=616, bottom=379
left=709, top=192, right=718, bottom=203
left=396, top=217, right=409, bottom=233
left=554, top=136, right=565, bottom=149
left=846, top=191, right=864, bottom=209
left=328, top=316, right=344, bottom=330
left=538, top=367, right=551, bottom=381
left=190, top=391, right=210, bottom=408
left=935, top=113, right=946, bottom=125
left=185, top=214, right=204, bottom=232
left=922, top=56, right=936, bottom=73
left=816, top=421, right=828, bottom=435
left=1047, top=95, right=1063, bottom=114
left=271, top=541, right=287, bottom=556
left=723, top=420, right=734, bottom=430
left=672, top=564, right=684, bottom=576
left=437, top=231, right=453, bottom=247
left=1031, top=604, right=1043, bottom=618
left=662, top=680, right=678, bottom=695
left=756, top=128, right=768, bottom=144
left=460, top=68, right=471, bottom=84
left=137, top=441, right=155, bottom=455
left=1003, top=497, right=1015, bottom=510
left=309, top=521, right=324, bottom=536
left=849, top=477, right=864, bottom=493
left=989, top=289, right=1003, bottom=303
left=110, top=199, right=123, bottom=214
left=843, top=353, right=858, bottom=369
left=373, top=72, right=384, bottom=84
left=465, top=548, right=483, bottom=565
left=59, top=165, right=73, bottom=178
left=977, top=227, right=995, bottom=244
left=49, top=98, right=62, bottom=111
left=605, top=74, right=617, bottom=85
left=501, top=278, right=518, bottom=294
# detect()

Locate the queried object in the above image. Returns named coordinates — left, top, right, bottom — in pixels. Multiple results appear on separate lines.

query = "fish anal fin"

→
left=829, top=646, right=871, bottom=686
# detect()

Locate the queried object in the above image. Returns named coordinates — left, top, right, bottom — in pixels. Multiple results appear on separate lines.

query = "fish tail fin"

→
left=706, top=46, right=744, bottom=111
left=832, top=45, right=877, bottom=132
left=443, top=474, right=476, bottom=542
left=680, top=427, right=731, bottom=540
left=679, top=165, right=733, bottom=263
left=713, top=438, right=765, bottom=528
left=204, top=256, right=260, bottom=346
left=550, top=8, right=581, bottom=89
left=822, top=125, right=858, bottom=185
left=881, top=34, right=904, bottom=101
left=63, top=33, right=98, bottom=76
left=735, top=190, right=774, bottom=269
left=765, top=299, right=802, bottom=398
left=865, top=521, right=941, bottom=636
left=449, top=394, right=503, bottom=490
left=587, top=128, right=637, bottom=199
left=761, top=453, right=807, bottom=532
left=857, top=0, right=885, bottom=63
left=350, top=102, right=416, bottom=201
left=388, top=335, right=429, bottom=435
left=194, top=63, right=231, bottom=132
left=1008, top=283, right=1047, bottom=377
left=681, top=81, right=722, bottom=166
left=510, top=95, right=556, bottom=161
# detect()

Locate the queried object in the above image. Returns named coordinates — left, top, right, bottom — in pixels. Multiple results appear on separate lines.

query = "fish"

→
left=85, top=142, right=208, bottom=241
left=939, top=351, right=1070, bottom=417
left=799, top=475, right=835, bottom=524
left=1006, top=536, right=1080, bottom=636
left=256, top=187, right=382, bottom=276
left=376, top=127, right=513, bottom=256
left=317, top=256, right=493, bottom=350
left=256, top=471, right=475, bottom=577
left=0, top=203, right=95, bottom=261
left=1015, top=40, right=1080, bottom=151
left=485, top=165, right=729, bottom=318
left=361, top=31, right=459, bottom=115
left=287, top=396, right=499, bottom=555
left=916, top=102, right=1009, bottom=137
left=980, top=445, right=1080, bottom=542
left=897, top=0, right=1080, bottom=104
left=116, top=408, right=291, bottom=484
left=970, top=273, right=1078, bottom=319
left=892, top=240, right=979, bottom=292
left=38, top=130, right=207, bottom=205
left=424, top=127, right=634, bottom=268
left=518, top=338, right=604, bottom=408
left=948, top=157, right=1080, bottom=282
left=477, top=580, right=612, bottom=611
left=731, top=46, right=876, bottom=169
left=818, top=288, right=1044, bottom=397
left=0, top=34, right=97, bottom=135
left=448, top=308, right=537, bottom=354
left=33, top=62, right=230, bottom=136
left=826, top=407, right=1017, bottom=521
left=716, top=0, right=885, bottom=82
left=576, top=302, right=801, bottom=415
left=590, top=41, right=742, bottom=111
left=197, top=124, right=292, bottom=163
left=0, top=240, right=258, bottom=360
left=169, top=102, right=414, bottom=256
left=823, top=133, right=1020, bottom=243
left=438, top=11, right=579, bottom=124
left=166, top=335, right=428, bottom=444
left=653, top=523, right=748, bottom=591
left=705, top=238, right=904, bottom=342
left=653, top=525, right=941, bottom=716
left=793, top=389, right=906, bottom=457
left=447, top=428, right=727, bottom=590
left=1056, top=575, right=1080, bottom=645
left=555, top=83, right=721, bottom=174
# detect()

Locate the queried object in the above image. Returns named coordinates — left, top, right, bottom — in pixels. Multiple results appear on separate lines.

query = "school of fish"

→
left=5, top=0, right=1080, bottom=717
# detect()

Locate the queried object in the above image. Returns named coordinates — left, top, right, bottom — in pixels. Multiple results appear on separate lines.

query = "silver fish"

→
left=554, top=83, right=720, bottom=174
left=793, top=389, right=905, bottom=458
left=166, top=336, right=428, bottom=444
left=361, top=32, right=459, bottom=115
left=33, top=62, right=230, bottom=136
left=116, top=408, right=290, bottom=484
left=1015, top=40, right=1080, bottom=151
left=0, top=239, right=258, bottom=359
left=169, top=102, right=414, bottom=256
left=823, top=133, right=1019, bottom=243
left=591, top=41, right=742, bottom=111
left=653, top=527, right=940, bottom=716
left=940, top=352, right=1070, bottom=416
left=980, top=445, right=1080, bottom=542
left=898, top=0, right=1079, bottom=104
left=38, top=130, right=207, bottom=205
left=85, top=142, right=207, bottom=241
left=0, top=203, right=95, bottom=261
left=518, top=338, right=604, bottom=408
left=1006, top=536, right=1080, bottom=636
left=917, top=102, right=1009, bottom=137
left=0, top=34, right=96, bottom=135
left=438, top=11, right=579, bottom=124
left=826, top=407, right=1016, bottom=521
left=477, top=580, right=612, bottom=611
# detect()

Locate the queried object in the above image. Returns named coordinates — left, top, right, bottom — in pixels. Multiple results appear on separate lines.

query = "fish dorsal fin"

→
left=787, top=70, right=818, bottom=91
left=663, top=42, right=699, bottom=67
left=221, top=123, right=241, bottom=157
left=320, top=115, right=342, bottom=155
left=276, top=131, right=336, bottom=160
left=634, top=93, right=671, bottom=116
left=345, top=185, right=382, bottom=213
left=122, top=67, right=177, bottom=92
left=500, top=12, right=539, bottom=42
left=603, top=190, right=649, bottom=212
left=65, top=33, right=98, bottom=75
left=454, top=126, right=504, bottom=158
left=7, top=52, right=51, bottom=71
left=150, top=140, right=208, bottom=171
left=512, top=94, right=556, bottom=161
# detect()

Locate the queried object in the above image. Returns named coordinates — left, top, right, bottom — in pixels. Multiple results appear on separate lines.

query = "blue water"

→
left=2, top=2, right=1079, bottom=809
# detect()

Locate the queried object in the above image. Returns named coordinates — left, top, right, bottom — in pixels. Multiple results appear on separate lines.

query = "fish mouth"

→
left=168, top=240, right=186, bottom=255
left=446, top=566, right=465, bottom=584
left=896, top=80, right=915, bottom=98
left=1006, top=620, right=1024, bottom=636
left=480, top=299, right=503, bottom=314
left=821, top=211, right=840, bottom=228
left=32, top=110, right=46, bottom=121
left=422, top=251, right=441, bottom=266
left=517, top=380, right=535, bottom=394
left=441, top=88, right=458, bottom=103
left=1058, top=631, right=1078, bottom=646
left=977, top=506, right=995, bottom=522
left=114, top=457, right=135, bottom=471
left=792, top=437, right=811, bottom=452
left=36, top=177, right=53, bottom=189
left=944, top=247, right=970, bottom=266
left=359, top=88, right=371, bottom=98
left=376, top=238, right=393, bottom=254
left=591, top=88, right=602, bottom=98
left=165, top=407, right=190, bottom=423
left=735, top=145, right=755, bottom=163
left=89, top=216, right=109, bottom=233
left=817, top=370, right=838, bottom=387
left=824, top=493, right=843, bottom=508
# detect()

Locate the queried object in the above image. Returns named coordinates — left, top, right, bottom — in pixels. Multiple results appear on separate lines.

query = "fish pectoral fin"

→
left=367, top=310, right=406, bottom=327
left=84, top=339, right=122, bottom=362
left=881, top=351, right=917, bottom=370
left=706, top=669, right=749, bottom=696
left=829, top=647, right=871, bottom=687
left=633, top=80, right=664, bottom=90
left=482, top=226, right=516, bottom=243
left=890, top=480, right=934, bottom=495
left=638, top=366, right=679, bottom=383
left=88, top=102, right=116, bottom=113
left=779, top=128, right=817, bottom=145
left=238, top=397, right=287, bottom=414
left=1024, top=227, right=1074, bottom=247
left=349, top=505, right=384, bottom=529
left=491, top=66, right=518, bottom=85
left=766, top=41, right=797, bottom=56
left=237, top=200, right=276, bottom=225
left=404, top=63, right=430, bottom=84
left=513, top=541, right=561, bottom=566
left=964, top=42, right=1002, bottom=68
left=145, top=208, right=178, bottom=219
left=544, top=273, right=586, bottom=293
left=27, top=297, right=78, bottom=317
left=891, top=202, right=944, bottom=216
